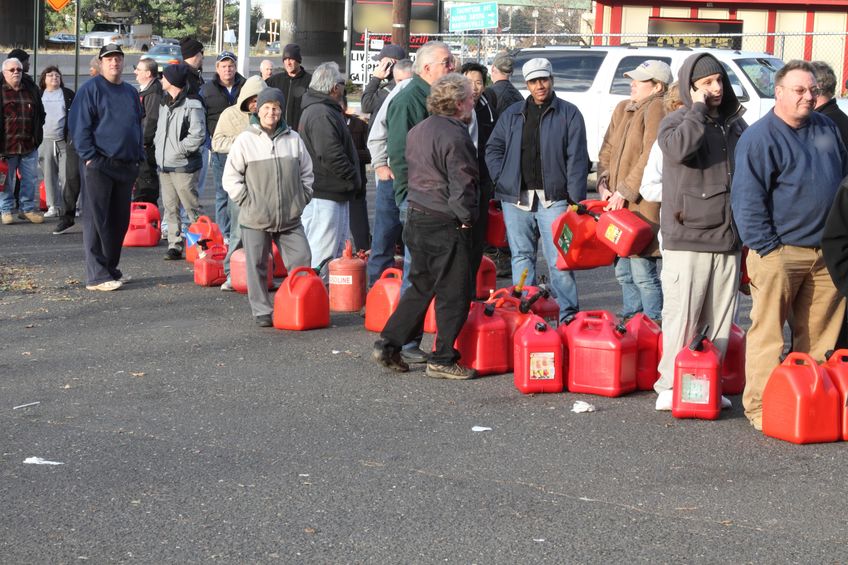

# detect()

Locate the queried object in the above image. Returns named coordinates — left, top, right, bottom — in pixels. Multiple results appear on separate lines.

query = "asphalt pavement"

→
left=1, top=179, right=846, bottom=563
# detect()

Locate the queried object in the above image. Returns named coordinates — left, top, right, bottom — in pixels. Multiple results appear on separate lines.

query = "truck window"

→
left=511, top=51, right=607, bottom=93
left=609, top=56, right=672, bottom=95
left=90, top=23, right=121, bottom=33
left=719, top=62, right=749, bottom=101
left=734, top=57, right=784, bottom=98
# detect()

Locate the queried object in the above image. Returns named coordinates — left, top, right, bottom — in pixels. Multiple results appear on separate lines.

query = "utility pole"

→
left=391, top=0, right=410, bottom=50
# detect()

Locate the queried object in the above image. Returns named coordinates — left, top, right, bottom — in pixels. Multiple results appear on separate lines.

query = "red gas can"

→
left=456, top=302, right=509, bottom=376
left=123, top=202, right=161, bottom=247
left=551, top=200, right=616, bottom=270
left=329, top=240, right=367, bottom=312
left=364, top=268, right=403, bottom=332
left=273, top=266, right=330, bottom=330
left=39, top=180, right=48, bottom=211
left=487, top=289, right=534, bottom=370
left=626, top=313, right=661, bottom=391
left=185, top=216, right=224, bottom=263
left=763, top=352, right=841, bottom=444
left=595, top=208, right=653, bottom=257
left=193, top=243, right=228, bottom=287
left=475, top=255, right=497, bottom=300
left=518, top=285, right=559, bottom=327
left=566, top=313, right=637, bottom=397
left=271, top=242, right=288, bottom=278
left=514, top=316, right=564, bottom=394
left=720, top=324, right=746, bottom=395
left=822, top=349, right=848, bottom=441
left=672, top=330, right=722, bottom=420
left=230, top=249, right=274, bottom=294
left=486, top=200, right=508, bottom=247
left=423, top=299, right=437, bottom=334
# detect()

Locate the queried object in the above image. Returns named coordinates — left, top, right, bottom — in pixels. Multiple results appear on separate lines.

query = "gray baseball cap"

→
left=522, top=58, right=553, bottom=82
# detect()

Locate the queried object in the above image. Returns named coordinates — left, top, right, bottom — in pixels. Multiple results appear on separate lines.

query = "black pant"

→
left=469, top=184, right=491, bottom=288
left=82, top=156, right=139, bottom=285
left=61, top=140, right=81, bottom=223
left=379, top=209, right=473, bottom=365
left=348, top=194, right=371, bottom=252
left=133, top=144, right=160, bottom=204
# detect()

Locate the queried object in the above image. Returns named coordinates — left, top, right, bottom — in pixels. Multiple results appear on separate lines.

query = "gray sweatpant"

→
left=241, top=224, right=312, bottom=317
left=160, top=170, right=203, bottom=249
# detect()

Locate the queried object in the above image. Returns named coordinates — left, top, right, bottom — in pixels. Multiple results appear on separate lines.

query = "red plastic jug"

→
left=763, top=353, right=840, bottom=444
left=185, top=216, right=224, bottom=263
left=193, top=243, right=228, bottom=287
left=230, top=249, right=274, bottom=294
left=626, top=313, right=661, bottom=391
left=822, top=349, right=848, bottom=441
left=329, top=240, right=367, bottom=313
left=273, top=266, right=330, bottom=330
left=486, top=289, right=534, bottom=370
left=486, top=200, right=508, bottom=247
left=595, top=208, right=653, bottom=257
left=475, top=255, right=497, bottom=300
left=364, top=268, right=403, bottom=332
left=672, top=330, right=722, bottom=420
left=551, top=200, right=616, bottom=270
left=271, top=242, right=288, bottom=278
left=455, top=302, right=509, bottom=376
left=514, top=316, right=564, bottom=394
left=39, top=180, right=48, bottom=211
left=123, top=202, right=161, bottom=247
left=517, top=285, right=559, bottom=327
left=423, top=298, right=437, bottom=334
left=566, top=313, right=637, bottom=397
left=720, top=324, right=746, bottom=395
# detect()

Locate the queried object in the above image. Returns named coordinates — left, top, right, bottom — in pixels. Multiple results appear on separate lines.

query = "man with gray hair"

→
left=812, top=61, right=848, bottom=145
left=298, top=61, right=360, bottom=272
left=132, top=57, right=162, bottom=205
left=486, top=51, right=523, bottom=115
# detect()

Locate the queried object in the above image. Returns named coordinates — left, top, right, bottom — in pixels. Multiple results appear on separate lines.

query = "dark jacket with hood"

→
left=266, top=67, right=311, bottom=131
left=657, top=53, right=746, bottom=253
left=0, top=73, right=46, bottom=153
left=200, top=72, right=246, bottom=140
left=816, top=97, right=848, bottom=147
left=139, top=78, right=162, bottom=147
left=298, top=89, right=360, bottom=202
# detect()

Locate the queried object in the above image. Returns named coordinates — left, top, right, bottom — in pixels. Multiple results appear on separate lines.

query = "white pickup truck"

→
left=80, top=22, right=153, bottom=52
left=510, top=45, right=790, bottom=163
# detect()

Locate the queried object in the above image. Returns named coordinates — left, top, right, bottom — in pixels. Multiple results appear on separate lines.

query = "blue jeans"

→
left=1, top=150, right=38, bottom=213
left=615, top=256, right=663, bottom=320
left=210, top=151, right=230, bottom=238
left=367, top=177, right=403, bottom=286
left=302, top=197, right=350, bottom=276
left=502, top=200, right=579, bottom=322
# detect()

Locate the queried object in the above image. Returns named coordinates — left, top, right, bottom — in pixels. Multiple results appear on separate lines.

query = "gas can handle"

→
left=826, top=348, right=848, bottom=364
left=784, top=352, right=822, bottom=391
left=380, top=267, right=403, bottom=280
left=688, top=325, right=710, bottom=351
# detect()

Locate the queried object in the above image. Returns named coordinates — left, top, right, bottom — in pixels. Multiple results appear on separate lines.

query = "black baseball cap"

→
left=98, top=43, right=124, bottom=59
left=371, top=44, right=406, bottom=62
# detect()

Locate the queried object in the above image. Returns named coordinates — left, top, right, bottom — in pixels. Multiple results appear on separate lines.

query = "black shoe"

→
left=52, top=218, right=75, bottom=234
left=400, top=346, right=429, bottom=364
left=372, top=346, right=409, bottom=372
left=164, top=248, right=182, bottom=261
left=426, top=362, right=477, bottom=380
left=255, top=314, right=273, bottom=327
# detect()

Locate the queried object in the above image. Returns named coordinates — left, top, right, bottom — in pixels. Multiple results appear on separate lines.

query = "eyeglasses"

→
left=4, top=68, right=22, bottom=73
left=434, top=58, right=455, bottom=70
left=779, top=85, right=821, bottom=97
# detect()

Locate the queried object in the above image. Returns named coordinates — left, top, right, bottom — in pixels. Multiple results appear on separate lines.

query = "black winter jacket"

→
left=200, top=73, right=246, bottom=139
left=266, top=67, right=312, bottom=131
left=139, top=79, right=162, bottom=147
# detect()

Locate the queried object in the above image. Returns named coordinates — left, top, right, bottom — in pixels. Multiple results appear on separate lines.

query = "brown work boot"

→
left=425, top=362, right=477, bottom=380
left=1, top=212, right=13, bottom=225
left=19, top=210, right=44, bottom=224
left=372, top=345, right=409, bottom=373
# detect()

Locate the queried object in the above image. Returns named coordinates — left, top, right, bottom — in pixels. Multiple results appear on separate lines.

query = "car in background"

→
left=157, top=37, right=180, bottom=45
left=265, top=41, right=280, bottom=54
left=141, top=43, right=182, bottom=68
left=47, top=33, right=77, bottom=46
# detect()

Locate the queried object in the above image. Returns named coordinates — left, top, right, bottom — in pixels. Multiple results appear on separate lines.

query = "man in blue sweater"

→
left=68, top=44, right=144, bottom=291
left=731, top=59, right=848, bottom=431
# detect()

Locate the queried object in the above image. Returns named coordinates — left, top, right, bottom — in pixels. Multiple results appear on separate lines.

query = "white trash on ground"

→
left=571, top=401, right=597, bottom=413
left=471, top=426, right=492, bottom=432
left=23, top=457, right=64, bottom=465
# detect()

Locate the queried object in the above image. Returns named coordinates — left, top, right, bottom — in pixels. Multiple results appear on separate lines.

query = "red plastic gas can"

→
left=273, top=266, right=330, bottom=330
left=720, top=324, right=746, bottom=395
left=518, top=285, right=559, bottom=327
left=329, top=240, right=367, bottom=312
left=364, top=268, right=403, bottom=332
left=123, top=202, right=161, bottom=247
left=626, top=313, right=661, bottom=391
left=822, top=349, right=848, bottom=441
left=487, top=289, right=534, bottom=370
left=672, top=331, right=722, bottom=420
left=595, top=208, right=653, bottom=257
left=193, top=243, right=228, bottom=287
left=271, top=242, right=288, bottom=278
left=423, top=298, right=437, bottom=334
left=763, top=352, right=841, bottom=444
left=486, top=200, right=508, bottom=247
left=230, top=249, right=274, bottom=294
left=185, top=216, right=224, bottom=263
left=39, top=180, right=48, bottom=211
left=475, top=255, right=497, bottom=300
left=514, top=316, right=564, bottom=394
left=455, top=302, right=509, bottom=376
left=551, top=200, right=616, bottom=270
left=566, top=313, right=637, bottom=397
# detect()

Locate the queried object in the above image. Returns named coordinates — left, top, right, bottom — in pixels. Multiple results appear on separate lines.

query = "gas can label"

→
left=604, top=224, right=623, bottom=244
left=558, top=224, right=573, bottom=253
left=529, top=352, right=556, bottom=380
left=680, top=373, right=710, bottom=404
left=329, top=274, right=352, bottom=285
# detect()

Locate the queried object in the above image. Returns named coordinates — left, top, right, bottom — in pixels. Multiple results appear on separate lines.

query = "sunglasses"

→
left=4, top=68, right=22, bottom=73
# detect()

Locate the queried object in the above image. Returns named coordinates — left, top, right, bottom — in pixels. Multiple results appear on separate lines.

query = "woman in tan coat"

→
left=597, top=59, right=672, bottom=323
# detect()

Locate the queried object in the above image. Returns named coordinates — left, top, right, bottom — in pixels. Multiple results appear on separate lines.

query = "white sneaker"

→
left=655, top=389, right=673, bottom=411
left=721, top=395, right=732, bottom=409
left=44, top=207, right=59, bottom=218
left=86, top=280, right=123, bottom=292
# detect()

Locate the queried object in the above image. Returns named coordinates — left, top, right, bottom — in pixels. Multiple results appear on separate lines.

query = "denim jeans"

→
left=502, top=199, right=579, bottom=322
left=615, top=256, right=663, bottom=320
left=210, top=151, right=230, bottom=238
left=302, top=197, right=350, bottom=276
left=1, top=149, right=38, bottom=213
left=367, top=177, right=403, bottom=286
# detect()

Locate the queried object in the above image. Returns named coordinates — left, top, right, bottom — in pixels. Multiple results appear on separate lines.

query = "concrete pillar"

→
left=279, top=0, right=298, bottom=46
